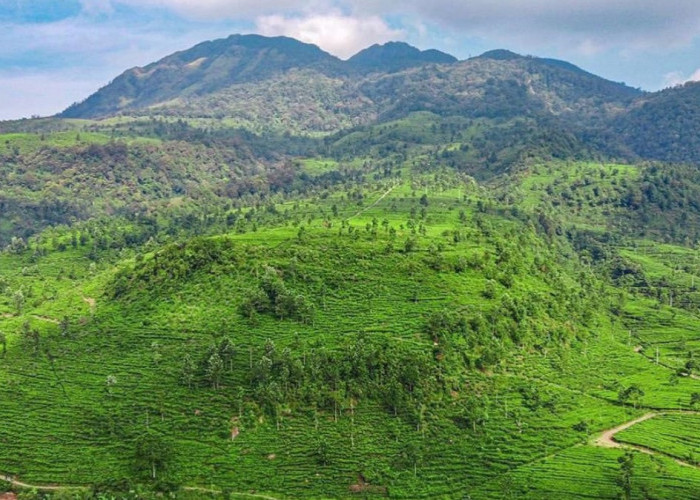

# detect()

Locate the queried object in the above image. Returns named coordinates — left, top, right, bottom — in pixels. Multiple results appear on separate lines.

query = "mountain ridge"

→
left=61, top=34, right=344, bottom=119
left=58, top=34, right=642, bottom=137
left=348, top=41, right=457, bottom=73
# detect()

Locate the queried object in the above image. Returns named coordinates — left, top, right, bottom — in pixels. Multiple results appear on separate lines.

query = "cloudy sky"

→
left=2, top=0, right=700, bottom=120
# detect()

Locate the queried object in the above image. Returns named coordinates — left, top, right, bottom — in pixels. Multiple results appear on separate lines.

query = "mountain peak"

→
left=477, top=49, right=524, bottom=61
left=61, top=33, right=341, bottom=119
left=348, top=41, right=457, bottom=72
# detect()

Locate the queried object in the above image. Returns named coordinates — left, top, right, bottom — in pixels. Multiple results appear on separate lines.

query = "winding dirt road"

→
left=592, top=411, right=700, bottom=469
left=0, top=473, right=280, bottom=498
left=0, top=473, right=84, bottom=492
left=593, top=412, right=656, bottom=448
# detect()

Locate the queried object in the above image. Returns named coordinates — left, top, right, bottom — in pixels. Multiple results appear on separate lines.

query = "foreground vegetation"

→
left=1, top=140, right=700, bottom=498
left=3, top=37, right=700, bottom=496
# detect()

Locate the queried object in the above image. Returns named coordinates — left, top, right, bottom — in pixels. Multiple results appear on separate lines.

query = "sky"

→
left=2, top=0, right=700, bottom=120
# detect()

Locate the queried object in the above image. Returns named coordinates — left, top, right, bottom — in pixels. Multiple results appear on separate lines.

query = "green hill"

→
left=60, top=35, right=344, bottom=119
left=2, top=35, right=700, bottom=500
left=348, top=42, right=457, bottom=73
left=615, top=81, right=700, bottom=163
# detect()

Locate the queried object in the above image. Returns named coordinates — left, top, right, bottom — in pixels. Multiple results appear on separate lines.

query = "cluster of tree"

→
left=111, top=237, right=240, bottom=298
left=180, top=333, right=441, bottom=429
left=616, top=82, right=700, bottom=164
left=245, top=335, right=438, bottom=427
left=621, top=163, right=700, bottom=243
left=240, top=266, right=314, bottom=324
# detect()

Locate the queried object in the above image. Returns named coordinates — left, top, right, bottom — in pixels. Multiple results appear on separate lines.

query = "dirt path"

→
left=592, top=411, right=700, bottom=469
left=183, top=487, right=280, bottom=499
left=31, top=315, right=59, bottom=324
left=0, top=473, right=280, bottom=499
left=82, top=296, right=96, bottom=309
left=0, top=473, right=85, bottom=492
left=593, top=412, right=657, bottom=448
left=348, top=184, right=396, bottom=220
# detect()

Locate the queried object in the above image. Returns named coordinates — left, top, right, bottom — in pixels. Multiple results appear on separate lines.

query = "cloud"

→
left=663, top=68, right=700, bottom=88
left=256, top=12, right=403, bottom=59
left=113, top=0, right=313, bottom=18
left=4, top=0, right=700, bottom=118
left=80, top=0, right=114, bottom=16
left=0, top=15, right=240, bottom=118
left=350, top=0, right=700, bottom=53
left=102, top=0, right=700, bottom=57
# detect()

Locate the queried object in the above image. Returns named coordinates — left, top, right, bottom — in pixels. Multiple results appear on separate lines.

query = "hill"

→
left=58, top=36, right=641, bottom=138
left=60, top=35, right=343, bottom=119
left=2, top=34, right=700, bottom=500
left=2, top=157, right=700, bottom=499
left=348, top=41, right=457, bottom=72
left=615, top=81, right=700, bottom=163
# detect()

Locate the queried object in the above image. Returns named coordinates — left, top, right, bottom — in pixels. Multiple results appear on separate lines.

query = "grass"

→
left=1, top=164, right=700, bottom=498
left=616, top=413, right=700, bottom=464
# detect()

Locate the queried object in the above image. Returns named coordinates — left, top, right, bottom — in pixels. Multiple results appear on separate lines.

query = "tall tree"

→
left=206, top=350, right=224, bottom=390
left=134, top=430, right=171, bottom=480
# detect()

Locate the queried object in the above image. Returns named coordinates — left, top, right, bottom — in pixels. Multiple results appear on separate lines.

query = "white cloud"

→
left=80, top=0, right=114, bottom=16
left=663, top=68, right=700, bottom=88
left=0, top=16, right=241, bottom=119
left=101, top=0, right=700, bottom=58
left=350, top=0, right=700, bottom=53
left=113, top=0, right=314, bottom=18
left=256, top=12, right=403, bottom=59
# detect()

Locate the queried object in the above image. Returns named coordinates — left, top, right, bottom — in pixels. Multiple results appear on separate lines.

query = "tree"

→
left=206, top=350, right=224, bottom=390
left=106, top=374, right=117, bottom=396
left=181, top=353, right=196, bottom=389
left=13, top=289, right=24, bottom=314
left=617, top=451, right=634, bottom=500
left=0, top=331, right=6, bottom=356
left=218, top=337, right=236, bottom=373
left=134, top=430, right=171, bottom=480
left=59, top=316, right=70, bottom=337
left=618, top=385, right=645, bottom=409
left=21, top=321, right=40, bottom=356
left=315, top=436, right=330, bottom=466
left=690, top=392, right=700, bottom=408
left=399, top=441, right=422, bottom=476
left=404, top=237, right=417, bottom=253
left=7, top=236, right=26, bottom=254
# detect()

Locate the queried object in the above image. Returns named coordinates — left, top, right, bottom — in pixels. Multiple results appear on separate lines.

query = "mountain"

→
left=615, top=81, right=700, bottom=163
left=348, top=41, right=457, bottom=72
left=58, top=34, right=644, bottom=149
left=60, top=34, right=343, bottom=119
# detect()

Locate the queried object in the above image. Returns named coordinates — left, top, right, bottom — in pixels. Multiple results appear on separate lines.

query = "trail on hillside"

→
left=183, top=487, right=280, bottom=499
left=0, top=473, right=281, bottom=499
left=31, top=315, right=59, bottom=324
left=348, top=184, right=396, bottom=220
left=592, top=411, right=700, bottom=469
left=593, top=412, right=656, bottom=448
left=0, top=473, right=84, bottom=492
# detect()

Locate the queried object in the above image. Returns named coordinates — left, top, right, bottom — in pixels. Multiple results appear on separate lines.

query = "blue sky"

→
left=2, top=0, right=700, bottom=120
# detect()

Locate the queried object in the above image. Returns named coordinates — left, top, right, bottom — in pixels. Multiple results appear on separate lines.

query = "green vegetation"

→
left=2, top=162, right=700, bottom=498
left=2, top=34, right=700, bottom=499
left=616, top=414, right=700, bottom=464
